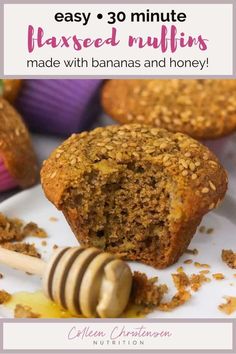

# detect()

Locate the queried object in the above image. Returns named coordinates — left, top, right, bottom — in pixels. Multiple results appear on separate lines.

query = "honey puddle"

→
left=5, top=291, right=145, bottom=318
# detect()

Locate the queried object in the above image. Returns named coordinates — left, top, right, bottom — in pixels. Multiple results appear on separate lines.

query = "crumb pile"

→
left=41, top=124, right=227, bottom=269
left=2, top=243, right=40, bottom=258
left=102, top=79, right=236, bottom=139
left=131, top=271, right=168, bottom=307
left=222, top=249, right=236, bottom=269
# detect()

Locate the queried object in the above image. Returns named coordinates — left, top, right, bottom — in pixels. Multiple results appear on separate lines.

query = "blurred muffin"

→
left=16, top=80, right=103, bottom=136
left=1, top=80, right=22, bottom=104
left=41, top=124, right=227, bottom=269
left=0, top=98, right=38, bottom=191
left=102, top=79, right=236, bottom=140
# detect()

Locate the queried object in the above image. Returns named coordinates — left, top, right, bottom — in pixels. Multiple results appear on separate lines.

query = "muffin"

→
left=16, top=80, right=103, bottom=136
left=102, top=80, right=236, bottom=140
left=0, top=98, right=38, bottom=191
left=1, top=79, right=22, bottom=104
left=41, top=124, right=227, bottom=269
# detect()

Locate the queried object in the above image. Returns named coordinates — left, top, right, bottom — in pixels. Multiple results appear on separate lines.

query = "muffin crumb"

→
left=172, top=272, right=190, bottom=290
left=0, top=213, right=47, bottom=243
left=23, top=222, right=47, bottom=238
left=190, top=273, right=211, bottom=292
left=0, top=213, right=24, bottom=243
left=131, top=271, right=168, bottom=307
left=158, top=290, right=191, bottom=312
left=14, top=304, right=40, bottom=318
left=0, top=290, right=11, bottom=304
left=222, top=249, right=236, bottom=269
left=2, top=242, right=41, bottom=258
left=218, top=296, right=236, bottom=315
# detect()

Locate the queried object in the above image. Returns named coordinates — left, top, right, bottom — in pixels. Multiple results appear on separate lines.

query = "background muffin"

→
left=41, top=124, right=227, bottom=269
left=0, top=98, right=38, bottom=191
left=1, top=79, right=22, bottom=104
left=16, top=80, right=103, bottom=136
left=102, top=79, right=236, bottom=140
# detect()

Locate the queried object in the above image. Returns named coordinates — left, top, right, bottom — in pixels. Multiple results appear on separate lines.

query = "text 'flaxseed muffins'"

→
left=102, top=79, right=236, bottom=140
left=41, top=124, right=227, bottom=269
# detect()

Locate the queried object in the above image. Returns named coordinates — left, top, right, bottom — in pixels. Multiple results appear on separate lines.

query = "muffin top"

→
left=41, top=124, right=227, bottom=212
left=102, top=79, right=236, bottom=139
left=0, top=98, right=38, bottom=187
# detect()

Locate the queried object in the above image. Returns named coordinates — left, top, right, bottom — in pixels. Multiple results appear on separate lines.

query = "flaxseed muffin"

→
left=102, top=80, right=236, bottom=140
left=1, top=79, right=22, bottom=104
left=41, top=124, right=227, bottom=269
left=0, top=98, right=38, bottom=191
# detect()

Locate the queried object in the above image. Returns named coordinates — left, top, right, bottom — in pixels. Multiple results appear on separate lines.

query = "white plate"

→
left=0, top=184, right=235, bottom=319
left=1, top=129, right=236, bottom=319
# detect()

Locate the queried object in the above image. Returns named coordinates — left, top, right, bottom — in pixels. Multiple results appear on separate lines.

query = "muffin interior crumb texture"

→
left=41, top=124, right=227, bottom=268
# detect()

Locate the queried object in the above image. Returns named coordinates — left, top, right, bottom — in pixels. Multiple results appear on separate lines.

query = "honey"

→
left=5, top=291, right=145, bottom=318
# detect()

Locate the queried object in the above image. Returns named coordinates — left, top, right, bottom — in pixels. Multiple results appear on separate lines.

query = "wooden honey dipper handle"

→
left=0, top=246, right=133, bottom=318
left=0, top=247, right=46, bottom=276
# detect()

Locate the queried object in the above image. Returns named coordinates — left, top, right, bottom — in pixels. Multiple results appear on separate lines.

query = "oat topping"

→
left=49, top=217, right=58, bottom=222
left=185, top=248, right=199, bottom=255
left=23, top=222, right=47, bottom=238
left=212, top=273, right=225, bottom=280
left=184, top=259, right=193, bottom=264
left=194, top=262, right=210, bottom=269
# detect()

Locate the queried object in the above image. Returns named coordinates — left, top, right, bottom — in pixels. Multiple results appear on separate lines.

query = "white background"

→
left=3, top=4, right=233, bottom=75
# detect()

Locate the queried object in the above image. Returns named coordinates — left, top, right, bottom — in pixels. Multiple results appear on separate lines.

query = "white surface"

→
left=0, top=184, right=235, bottom=319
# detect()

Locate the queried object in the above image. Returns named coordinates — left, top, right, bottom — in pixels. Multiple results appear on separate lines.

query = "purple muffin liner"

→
left=202, top=137, right=229, bottom=157
left=0, top=158, right=18, bottom=192
left=16, top=80, right=103, bottom=136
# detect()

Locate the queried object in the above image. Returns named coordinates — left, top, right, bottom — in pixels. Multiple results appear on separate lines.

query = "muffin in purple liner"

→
left=16, top=80, right=103, bottom=136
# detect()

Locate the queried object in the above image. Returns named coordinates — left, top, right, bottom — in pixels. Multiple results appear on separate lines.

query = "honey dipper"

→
left=0, top=246, right=133, bottom=318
